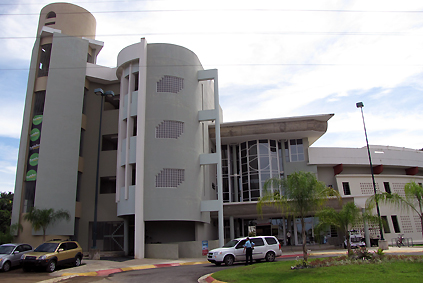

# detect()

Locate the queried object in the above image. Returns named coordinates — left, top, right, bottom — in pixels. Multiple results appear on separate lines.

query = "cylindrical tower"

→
left=116, top=40, right=215, bottom=258
left=37, top=3, right=96, bottom=39
left=11, top=2, right=101, bottom=246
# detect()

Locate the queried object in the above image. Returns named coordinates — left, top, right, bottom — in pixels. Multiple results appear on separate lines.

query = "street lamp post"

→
left=91, top=88, right=115, bottom=258
left=356, top=102, right=384, bottom=242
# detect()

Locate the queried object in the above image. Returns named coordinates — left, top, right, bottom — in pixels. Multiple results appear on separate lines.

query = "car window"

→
left=35, top=243, right=59, bottom=252
left=251, top=238, right=264, bottom=247
left=265, top=237, right=278, bottom=245
left=16, top=245, right=24, bottom=252
left=0, top=246, right=14, bottom=254
left=223, top=239, right=239, bottom=248
left=235, top=239, right=246, bottom=249
left=23, top=244, right=32, bottom=251
left=59, top=243, right=67, bottom=251
left=67, top=242, right=78, bottom=250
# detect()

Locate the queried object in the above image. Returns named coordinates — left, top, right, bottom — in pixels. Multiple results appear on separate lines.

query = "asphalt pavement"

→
left=36, top=246, right=423, bottom=283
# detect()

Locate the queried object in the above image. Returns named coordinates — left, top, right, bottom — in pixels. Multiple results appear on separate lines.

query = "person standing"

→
left=243, top=237, right=254, bottom=265
left=286, top=231, right=291, bottom=246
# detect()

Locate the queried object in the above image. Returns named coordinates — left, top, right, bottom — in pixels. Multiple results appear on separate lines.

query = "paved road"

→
left=93, top=262, right=240, bottom=283
left=0, top=265, right=63, bottom=283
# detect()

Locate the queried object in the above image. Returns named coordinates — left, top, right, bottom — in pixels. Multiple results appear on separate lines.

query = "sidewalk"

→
left=38, top=246, right=423, bottom=283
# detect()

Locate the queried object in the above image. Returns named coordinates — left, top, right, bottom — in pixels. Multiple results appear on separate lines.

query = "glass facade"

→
left=222, top=139, right=285, bottom=202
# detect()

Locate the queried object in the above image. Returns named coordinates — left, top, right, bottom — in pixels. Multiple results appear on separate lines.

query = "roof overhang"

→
left=209, top=114, right=334, bottom=145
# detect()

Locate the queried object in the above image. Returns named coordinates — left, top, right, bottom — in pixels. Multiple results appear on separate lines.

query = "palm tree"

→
left=315, top=201, right=362, bottom=255
left=258, top=171, right=336, bottom=262
left=366, top=181, right=423, bottom=238
left=23, top=207, right=70, bottom=242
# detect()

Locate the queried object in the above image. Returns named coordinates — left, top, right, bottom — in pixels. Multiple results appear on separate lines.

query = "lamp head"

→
left=94, top=88, right=104, bottom=96
left=94, top=88, right=115, bottom=97
left=104, top=90, right=115, bottom=97
left=356, top=102, right=364, bottom=108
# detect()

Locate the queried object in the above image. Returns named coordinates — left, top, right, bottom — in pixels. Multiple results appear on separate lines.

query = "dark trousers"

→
left=246, top=247, right=253, bottom=265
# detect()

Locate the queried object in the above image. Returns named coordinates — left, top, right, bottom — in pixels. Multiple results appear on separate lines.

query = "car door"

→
left=251, top=238, right=266, bottom=260
left=56, top=243, right=69, bottom=265
left=10, top=245, right=23, bottom=267
left=234, top=239, right=246, bottom=262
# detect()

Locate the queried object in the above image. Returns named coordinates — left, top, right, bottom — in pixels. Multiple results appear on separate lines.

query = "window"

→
left=265, top=237, right=278, bottom=245
left=79, top=129, right=85, bottom=157
left=131, top=165, right=136, bottom=186
left=155, top=168, right=185, bottom=188
left=38, top=44, right=52, bottom=77
left=100, top=177, right=116, bottom=194
left=102, top=134, right=118, bottom=151
left=251, top=238, right=265, bottom=247
left=132, top=116, right=137, bottom=136
left=391, top=215, right=401, bottom=233
left=342, top=182, right=351, bottom=195
left=284, top=139, right=304, bottom=162
left=67, top=242, right=78, bottom=250
left=76, top=172, right=82, bottom=201
left=157, top=75, right=184, bottom=93
left=330, top=225, right=338, bottom=237
left=133, top=72, right=139, bottom=91
left=384, top=182, right=391, bottom=194
left=33, top=91, right=46, bottom=115
left=381, top=216, right=391, bottom=233
left=46, top=11, right=56, bottom=18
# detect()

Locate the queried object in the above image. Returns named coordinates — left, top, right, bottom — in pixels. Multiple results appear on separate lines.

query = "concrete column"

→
left=363, top=208, right=371, bottom=247
left=124, top=217, right=129, bottom=256
left=229, top=216, right=235, bottom=239
left=231, top=145, right=239, bottom=202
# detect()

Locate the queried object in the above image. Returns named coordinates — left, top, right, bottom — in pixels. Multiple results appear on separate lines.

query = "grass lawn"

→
left=212, top=260, right=423, bottom=283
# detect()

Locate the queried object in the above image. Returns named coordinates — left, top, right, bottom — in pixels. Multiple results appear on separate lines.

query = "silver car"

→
left=0, top=243, right=33, bottom=272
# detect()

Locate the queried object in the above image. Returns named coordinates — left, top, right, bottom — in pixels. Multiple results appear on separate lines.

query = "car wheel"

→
left=46, top=260, right=56, bottom=273
left=224, top=255, right=234, bottom=266
left=2, top=261, right=11, bottom=272
left=74, top=257, right=82, bottom=267
left=265, top=252, right=275, bottom=262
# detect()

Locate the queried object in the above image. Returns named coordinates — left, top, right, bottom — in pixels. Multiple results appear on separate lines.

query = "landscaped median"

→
left=209, top=252, right=423, bottom=283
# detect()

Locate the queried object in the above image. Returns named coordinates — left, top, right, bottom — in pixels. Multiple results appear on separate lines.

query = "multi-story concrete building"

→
left=12, top=2, right=423, bottom=259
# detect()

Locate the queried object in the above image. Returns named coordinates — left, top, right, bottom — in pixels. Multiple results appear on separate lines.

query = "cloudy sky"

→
left=1, top=0, right=423, bottom=193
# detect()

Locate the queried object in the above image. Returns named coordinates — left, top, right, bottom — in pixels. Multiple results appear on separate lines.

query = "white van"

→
left=207, top=236, right=282, bottom=266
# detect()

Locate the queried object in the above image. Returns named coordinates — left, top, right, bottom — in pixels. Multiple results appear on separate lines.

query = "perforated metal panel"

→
left=156, top=75, right=184, bottom=93
left=155, top=120, right=184, bottom=139
left=155, top=168, right=185, bottom=188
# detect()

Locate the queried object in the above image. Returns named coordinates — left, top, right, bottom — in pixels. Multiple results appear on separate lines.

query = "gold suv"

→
left=20, top=239, right=83, bottom=272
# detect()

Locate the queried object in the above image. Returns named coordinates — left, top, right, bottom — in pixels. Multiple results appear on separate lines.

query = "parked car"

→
left=208, top=236, right=282, bottom=266
left=0, top=243, right=33, bottom=272
left=20, top=239, right=83, bottom=272
left=344, top=231, right=366, bottom=249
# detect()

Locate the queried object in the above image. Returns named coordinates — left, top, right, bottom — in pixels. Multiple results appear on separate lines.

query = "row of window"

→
left=342, top=181, right=422, bottom=196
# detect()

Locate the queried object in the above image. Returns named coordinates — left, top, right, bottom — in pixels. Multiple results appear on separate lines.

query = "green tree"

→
left=366, top=181, right=423, bottom=239
left=0, top=223, right=23, bottom=244
left=0, top=192, right=14, bottom=234
left=258, top=171, right=336, bottom=262
left=315, top=201, right=362, bottom=255
left=23, top=207, right=70, bottom=242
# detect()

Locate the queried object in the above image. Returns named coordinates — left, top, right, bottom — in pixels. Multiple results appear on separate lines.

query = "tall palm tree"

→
left=366, top=181, right=423, bottom=238
left=23, top=207, right=70, bottom=242
left=258, top=171, right=336, bottom=262
left=315, top=201, right=362, bottom=255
